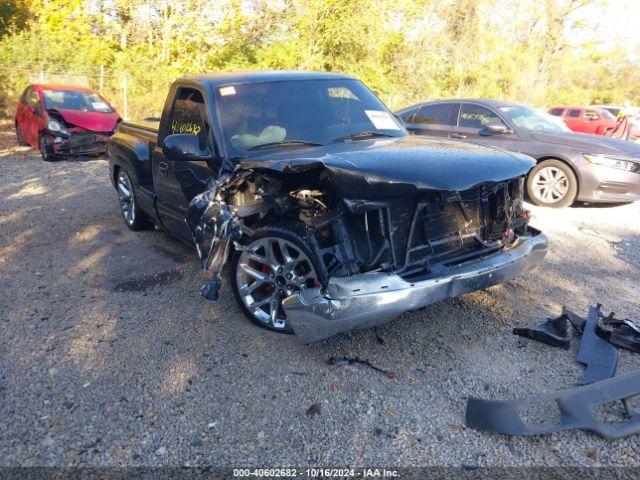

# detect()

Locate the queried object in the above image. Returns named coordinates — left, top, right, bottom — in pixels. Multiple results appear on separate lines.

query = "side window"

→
left=21, top=87, right=32, bottom=106
left=25, top=88, right=42, bottom=114
left=584, top=110, right=599, bottom=120
left=398, top=108, right=417, bottom=123
left=413, top=104, right=455, bottom=126
left=169, top=88, right=208, bottom=148
left=549, top=108, right=564, bottom=116
left=458, top=104, right=506, bottom=129
left=567, top=109, right=581, bottom=118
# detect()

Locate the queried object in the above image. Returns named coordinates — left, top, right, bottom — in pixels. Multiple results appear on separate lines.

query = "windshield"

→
left=215, top=79, right=406, bottom=156
left=500, top=106, right=570, bottom=133
left=597, top=109, right=616, bottom=120
left=42, top=89, right=114, bottom=113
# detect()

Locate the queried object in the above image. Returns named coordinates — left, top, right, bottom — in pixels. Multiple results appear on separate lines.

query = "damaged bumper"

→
left=283, top=229, right=548, bottom=343
left=48, top=131, right=110, bottom=156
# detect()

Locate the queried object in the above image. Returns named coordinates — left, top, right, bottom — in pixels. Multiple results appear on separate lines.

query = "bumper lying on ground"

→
left=283, top=230, right=548, bottom=344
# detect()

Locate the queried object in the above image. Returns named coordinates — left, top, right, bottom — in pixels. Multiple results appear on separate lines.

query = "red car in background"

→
left=547, top=105, right=617, bottom=135
left=15, top=84, right=120, bottom=161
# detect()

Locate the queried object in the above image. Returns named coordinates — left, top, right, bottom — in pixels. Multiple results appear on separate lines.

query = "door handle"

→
left=450, top=133, right=467, bottom=139
left=159, top=162, right=168, bottom=175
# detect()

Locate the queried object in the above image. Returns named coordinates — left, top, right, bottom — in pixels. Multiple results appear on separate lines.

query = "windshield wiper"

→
left=246, top=140, right=324, bottom=151
left=333, top=131, right=395, bottom=142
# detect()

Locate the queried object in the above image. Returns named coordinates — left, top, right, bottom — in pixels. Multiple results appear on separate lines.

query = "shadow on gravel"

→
left=112, top=269, right=183, bottom=293
left=571, top=201, right=634, bottom=209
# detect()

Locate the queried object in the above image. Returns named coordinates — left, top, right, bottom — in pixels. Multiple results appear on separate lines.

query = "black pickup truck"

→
left=108, top=71, right=548, bottom=343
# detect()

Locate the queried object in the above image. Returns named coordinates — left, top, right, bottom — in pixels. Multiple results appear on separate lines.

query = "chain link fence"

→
left=0, top=65, right=173, bottom=121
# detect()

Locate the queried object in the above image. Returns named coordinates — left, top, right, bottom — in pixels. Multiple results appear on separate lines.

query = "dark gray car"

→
left=396, top=99, right=640, bottom=207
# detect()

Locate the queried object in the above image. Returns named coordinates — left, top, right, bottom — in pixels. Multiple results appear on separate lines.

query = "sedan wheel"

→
left=16, top=125, right=28, bottom=146
left=234, top=235, right=319, bottom=331
left=526, top=159, right=577, bottom=208
left=531, top=166, right=569, bottom=203
left=39, top=136, right=55, bottom=162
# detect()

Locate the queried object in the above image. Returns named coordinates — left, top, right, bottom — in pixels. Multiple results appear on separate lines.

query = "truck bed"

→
left=118, top=118, right=160, bottom=141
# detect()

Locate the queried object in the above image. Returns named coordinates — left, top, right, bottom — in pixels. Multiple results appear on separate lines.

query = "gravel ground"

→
left=1, top=124, right=639, bottom=469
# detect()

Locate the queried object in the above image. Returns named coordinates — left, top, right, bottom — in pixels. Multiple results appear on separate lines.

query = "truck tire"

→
left=39, top=135, right=55, bottom=162
left=115, top=168, right=153, bottom=230
left=230, top=225, right=325, bottom=333
left=526, top=159, right=577, bottom=208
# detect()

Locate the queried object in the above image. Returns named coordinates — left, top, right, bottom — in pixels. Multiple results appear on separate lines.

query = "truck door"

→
left=152, top=87, right=214, bottom=242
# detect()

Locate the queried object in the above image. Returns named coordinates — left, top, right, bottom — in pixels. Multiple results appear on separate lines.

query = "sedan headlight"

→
left=47, top=119, right=69, bottom=136
left=583, top=154, right=639, bottom=172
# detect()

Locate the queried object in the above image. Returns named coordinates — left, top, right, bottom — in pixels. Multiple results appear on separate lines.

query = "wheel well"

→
left=112, top=164, right=121, bottom=188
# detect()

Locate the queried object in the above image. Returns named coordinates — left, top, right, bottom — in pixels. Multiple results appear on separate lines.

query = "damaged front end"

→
left=45, top=110, right=113, bottom=157
left=187, top=152, right=547, bottom=343
left=186, top=179, right=248, bottom=301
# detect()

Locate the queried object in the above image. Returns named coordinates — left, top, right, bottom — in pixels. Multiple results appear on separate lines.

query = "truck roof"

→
left=181, top=70, right=355, bottom=86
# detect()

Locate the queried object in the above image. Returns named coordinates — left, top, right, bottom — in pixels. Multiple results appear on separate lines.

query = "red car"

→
left=547, top=105, right=617, bottom=136
left=15, top=84, right=121, bottom=161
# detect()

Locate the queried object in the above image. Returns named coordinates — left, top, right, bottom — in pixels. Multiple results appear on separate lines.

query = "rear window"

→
left=42, top=89, right=113, bottom=113
left=413, top=103, right=455, bottom=125
left=567, top=109, right=581, bottom=118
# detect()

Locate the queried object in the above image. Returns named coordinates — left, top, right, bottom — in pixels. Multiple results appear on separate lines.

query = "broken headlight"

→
left=47, top=119, right=69, bottom=136
left=583, top=154, right=639, bottom=172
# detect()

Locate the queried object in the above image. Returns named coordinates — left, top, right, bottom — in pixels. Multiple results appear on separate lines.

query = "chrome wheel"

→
left=531, top=166, right=569, bottom=204
left=117, top=170, right=136, bottom=225
left=235, top=237, right=318, bottom=330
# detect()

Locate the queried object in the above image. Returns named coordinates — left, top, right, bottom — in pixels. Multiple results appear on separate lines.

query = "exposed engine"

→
left=187, top=166, right=532, bottom=302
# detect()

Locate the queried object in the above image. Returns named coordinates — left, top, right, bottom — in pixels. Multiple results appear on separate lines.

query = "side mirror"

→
left=484, top=124, right=511, bottom=134
left=162, top=134, right=212, bottom=162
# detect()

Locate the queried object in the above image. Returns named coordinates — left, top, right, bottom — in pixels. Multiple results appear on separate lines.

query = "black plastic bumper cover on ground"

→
left=466, top=370, right=640, bottom=439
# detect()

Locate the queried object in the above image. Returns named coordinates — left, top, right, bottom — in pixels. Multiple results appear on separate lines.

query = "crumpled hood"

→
left=53, top=108, right=120, bottom=133
left=531, top=131, right=640, bottom=157
left=243, top=135, right=535, bottom=195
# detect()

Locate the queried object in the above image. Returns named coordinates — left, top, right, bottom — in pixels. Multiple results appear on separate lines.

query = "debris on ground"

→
left=515, top=303, right=640, bottom=355
left=305, top=403, right=321, bottom=417
left=469, top=303, right=639, bottom=439
left=598, top=314, right=640, bottom=354
left=513, top=315, right=570, bottom=349
left=576, top=305, right=617, bottom=385
left=327, top=356, right=395, bottom=379
left=466, top=370, right=640, bottom=439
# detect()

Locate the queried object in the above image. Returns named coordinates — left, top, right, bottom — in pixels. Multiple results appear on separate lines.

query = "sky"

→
left=587, top=0, right=640, bottom=48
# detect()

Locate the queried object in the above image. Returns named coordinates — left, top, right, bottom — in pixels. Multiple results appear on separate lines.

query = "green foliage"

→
left=0, top=0, right=638, bottom=117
